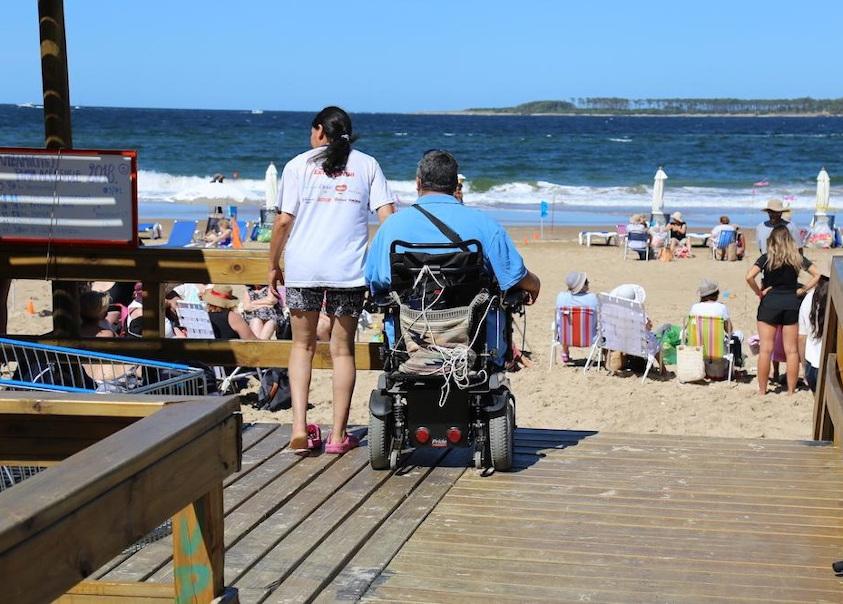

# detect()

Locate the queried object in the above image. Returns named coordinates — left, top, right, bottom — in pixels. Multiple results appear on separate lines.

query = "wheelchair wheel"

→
left=368, top=411, right=392, bottom=470
left=487, top=396, right=515, bottom=471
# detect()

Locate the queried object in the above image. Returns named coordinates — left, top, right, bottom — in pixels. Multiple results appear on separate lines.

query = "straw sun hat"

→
left=565, top=271, right=588, bottom=294
left=670, top=211, right=684, bottom=222
left=697, top=278, right=719, bottom=298
left=763, top=199, right=785, bottom=213
left=202, top=285, right=239, bottom=309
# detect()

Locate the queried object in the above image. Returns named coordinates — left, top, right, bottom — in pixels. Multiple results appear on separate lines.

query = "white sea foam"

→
left=138, top=169, right=839, bottom=211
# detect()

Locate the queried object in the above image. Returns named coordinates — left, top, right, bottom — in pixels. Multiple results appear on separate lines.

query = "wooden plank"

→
left=173, top=484, right=225, bottom=603
left=263, top=448, right=448, bottom=603
left=814, top=284, right=837, bottom=440
left=0, top=414, right=137, bottom=441
left=222, top=447, right=370, bottom=586
left=101, top=426, right=296, bottom=583
left=56, top=581, right=174, bottom=602
left=0, top=413, right=240, bottom=604
left=0, top=392, right=166, bottom=417
left=0, top=396, right=239, bottom=554
left=18, top=337, right=382, bottom=370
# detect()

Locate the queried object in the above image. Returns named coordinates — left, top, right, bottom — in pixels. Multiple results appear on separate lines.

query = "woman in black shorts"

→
left=746, top=226, right=820, bottom=395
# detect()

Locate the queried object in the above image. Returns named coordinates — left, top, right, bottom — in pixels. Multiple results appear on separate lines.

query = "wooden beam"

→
left=814, top=292, right=837, bottom=440
left=17, top=337, right=383, bottom=370
left=0, top=392, right=167, bottom=417
left=823, top=353, right=843, bottom=448
left=0, top=405, right=240, bottom=604
left=0, top=395, right=240, bottom=554
left=0, top=246, right=271, bottom=284
left=57, top=581, right=174, bottom=602
left=173, top=484, right=225, bottom=603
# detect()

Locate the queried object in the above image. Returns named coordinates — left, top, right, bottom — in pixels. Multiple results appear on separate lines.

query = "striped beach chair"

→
left=549, top=307, right=597, bottom=368
left=684, top=315, right=734, bottom=382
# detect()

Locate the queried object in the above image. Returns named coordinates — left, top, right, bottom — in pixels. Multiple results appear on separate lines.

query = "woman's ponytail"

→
left=311, top=106, right=357, bottom=177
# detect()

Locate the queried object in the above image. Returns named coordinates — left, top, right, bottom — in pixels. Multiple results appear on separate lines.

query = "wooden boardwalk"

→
left=93, top=423, right=843, bottom=603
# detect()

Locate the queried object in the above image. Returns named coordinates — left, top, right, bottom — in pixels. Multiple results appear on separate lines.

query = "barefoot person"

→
left=746, top=226, right=820, bottom=395
left=268, top=106, right=395, bottom=455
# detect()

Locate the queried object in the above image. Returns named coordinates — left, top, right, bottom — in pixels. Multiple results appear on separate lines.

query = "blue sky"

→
left=1, top=1, right=841, bottom=112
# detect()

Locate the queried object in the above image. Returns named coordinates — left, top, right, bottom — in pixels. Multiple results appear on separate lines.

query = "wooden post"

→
left=38, top=0, right=79, bottom=337
left=173, top=483, right=227, bottom=604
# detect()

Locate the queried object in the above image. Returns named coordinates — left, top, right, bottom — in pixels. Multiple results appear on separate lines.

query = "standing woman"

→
left=268, top=106, right=395, bottom=454
left=746, top=226, right=820, bottom=395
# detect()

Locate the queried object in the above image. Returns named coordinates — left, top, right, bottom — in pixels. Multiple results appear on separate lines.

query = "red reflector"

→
left=415, top=427, right=431, bottom=444
left=446, top=427, right=462, bottom=444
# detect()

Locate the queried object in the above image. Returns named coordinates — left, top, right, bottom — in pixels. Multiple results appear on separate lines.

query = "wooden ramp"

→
left=95, top=424, right=843, bottom=603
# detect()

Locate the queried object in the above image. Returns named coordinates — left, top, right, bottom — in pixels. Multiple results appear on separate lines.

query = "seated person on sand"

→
left=555, top=271, right=599, bottom=362
left=364, top=149, right=540, bottom=356
left=626, top=214, right=651, bottom=260
left=204, top=217, right=233, bottom=247
left=80, top=291, right=117, bottom=338
left=689, top=278, right=744, bottom=365
left=202, top=285, right=256, bottom=340
left=241, top=284, right=283, bottom=340
left=667, top=211, right=688, bottom=254
left=710, top=215, right=738, bottom=259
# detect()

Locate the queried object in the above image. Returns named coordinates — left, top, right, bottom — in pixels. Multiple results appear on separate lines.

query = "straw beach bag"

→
left=676, top=345, right=705, bottom=383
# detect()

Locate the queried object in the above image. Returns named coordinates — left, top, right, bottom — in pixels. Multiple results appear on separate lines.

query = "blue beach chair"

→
left=137, top=222, right=163, bottom=239
left=162, top=220, right=198, bottom=248
left=711, top=229, right=737, bottom=260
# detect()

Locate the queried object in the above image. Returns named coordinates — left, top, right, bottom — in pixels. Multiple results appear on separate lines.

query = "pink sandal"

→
left=324, top=432, right=359, bottom=455
left=291, top=423, right=322, bottom=456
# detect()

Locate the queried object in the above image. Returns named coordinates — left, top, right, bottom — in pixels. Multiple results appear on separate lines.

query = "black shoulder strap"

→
left=411, top=203, right=469, bottom=251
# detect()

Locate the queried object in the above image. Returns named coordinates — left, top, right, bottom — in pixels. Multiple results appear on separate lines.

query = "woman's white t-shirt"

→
left=277, top=147, right=394, bottom=288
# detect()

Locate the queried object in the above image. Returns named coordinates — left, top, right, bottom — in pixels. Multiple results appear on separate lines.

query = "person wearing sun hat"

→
left=756, top=198, right=800, bottom=254
left=689, top=278, right=744, bottom=365
left=667, top=211, right=687, bottom=255
left=201, top=285, right=255, bottom=340
left=554, top=271, right=598, bottom=363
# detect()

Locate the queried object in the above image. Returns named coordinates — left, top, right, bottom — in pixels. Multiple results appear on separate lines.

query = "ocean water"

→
left=3, top=104, right=843, bottom=226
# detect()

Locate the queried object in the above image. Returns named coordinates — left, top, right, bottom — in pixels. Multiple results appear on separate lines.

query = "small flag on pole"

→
left=540, top=200, right=549, bottom=218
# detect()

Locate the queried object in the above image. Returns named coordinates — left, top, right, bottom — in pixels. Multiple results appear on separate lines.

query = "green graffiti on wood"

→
left=175, top=515, right=211, bottom=603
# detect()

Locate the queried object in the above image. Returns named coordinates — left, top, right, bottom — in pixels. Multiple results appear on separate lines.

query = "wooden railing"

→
left=813, top=256, right=843, bottom=443
left=0, top=244, right=382, bottom=369
left=0, top=391, right=241, bottom=603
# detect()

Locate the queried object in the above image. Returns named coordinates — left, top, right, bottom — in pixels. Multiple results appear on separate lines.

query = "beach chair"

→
left=711, top=229, right=737, bottom=260
left=683, top=315, right=734, bottom=382
left=623, top=230, right=650, bottom=260
left=137, top=222, right=163, bottom=239
left=585, top=293, right=658, bottom=383
left=549, top=306, right=597, bottom=368
left=578, top=229, right=615, bottom=247
left=161, top=220, right=199, bottom=248
left=238, top=220, right=250, bottom=244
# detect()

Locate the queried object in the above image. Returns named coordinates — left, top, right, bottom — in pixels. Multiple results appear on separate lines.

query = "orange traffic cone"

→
left=25, top=298, right=35, bottom=316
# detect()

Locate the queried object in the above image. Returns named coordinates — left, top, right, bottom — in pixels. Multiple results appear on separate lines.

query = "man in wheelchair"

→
left=364, top=150, right=540, bottom=470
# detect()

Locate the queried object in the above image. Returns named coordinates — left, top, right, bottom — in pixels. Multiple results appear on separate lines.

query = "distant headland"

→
left=450, top=98, right=843, bottom=116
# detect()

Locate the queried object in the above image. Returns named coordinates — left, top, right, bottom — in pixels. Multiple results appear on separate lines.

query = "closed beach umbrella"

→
left=265, top=162, right=278, bottom=210
left=816, top=167, right=830, bottom=213
left=174, top=179, right=247, bottom=205
left=652, top=166, right=668, bottom=214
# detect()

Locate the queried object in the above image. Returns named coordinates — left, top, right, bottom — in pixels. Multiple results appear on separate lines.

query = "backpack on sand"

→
left=257, top=369, right=292, bottom=411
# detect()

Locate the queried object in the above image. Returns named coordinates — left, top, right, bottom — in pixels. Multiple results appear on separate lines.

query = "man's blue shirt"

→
left=365, top=194, right=528, bottom=293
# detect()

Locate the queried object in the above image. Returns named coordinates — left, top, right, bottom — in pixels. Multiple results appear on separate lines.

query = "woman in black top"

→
left=201, top=286, right=256, bottom=340
left=746, top=226, right=820, bottom=395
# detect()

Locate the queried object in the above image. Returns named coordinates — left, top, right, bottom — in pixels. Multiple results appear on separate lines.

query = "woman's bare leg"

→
left=757, top=321, right=777, bottom=395
left=249, top=317, right=263, bottom=339
left=289, top=311, right=320, bottom=444
left=260, top=319, right=277, bottom=340
left=328, top=314, right=358, bottom=444
left=782, top=323, right=800, bottom=394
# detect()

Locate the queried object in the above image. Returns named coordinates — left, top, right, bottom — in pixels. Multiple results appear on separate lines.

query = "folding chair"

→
left=137, top=222, right=163, bottom=239
left=549, top=306, right=596, bottom=368
left=585, top=294, right=657, bottom=383
left=624, top=231, right=650, bottom=260
left=683, top=315, right=734, bottom=382
left=161, top=220, right=199, bottom=248
left=711, top=229, right=737, bottom=260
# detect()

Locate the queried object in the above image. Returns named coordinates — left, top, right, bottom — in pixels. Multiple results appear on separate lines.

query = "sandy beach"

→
left=5, top=224, right=831, bottom=441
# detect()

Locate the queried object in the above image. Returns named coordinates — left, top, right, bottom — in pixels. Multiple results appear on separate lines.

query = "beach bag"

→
left=705, top=358, right=729, bottom=380
left=607, top=350, right=625, bottom=372
left=726, top=242, right=738, bottom=262
left=257, top=224, right=273, bottom=243
left=658, top=324, right=682, bottom=365
left=676, top=345, right=705, bottom=383
left=398, top=302, right=475, bottom=375
left=659, top=247, right=673, bottom=263
left=257, top=369, right=292, bottom=411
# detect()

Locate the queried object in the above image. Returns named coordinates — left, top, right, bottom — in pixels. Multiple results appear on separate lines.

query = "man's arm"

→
left=514, top=270, right=541, bottom=305
left=268, top=212, right=294, bottom=291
